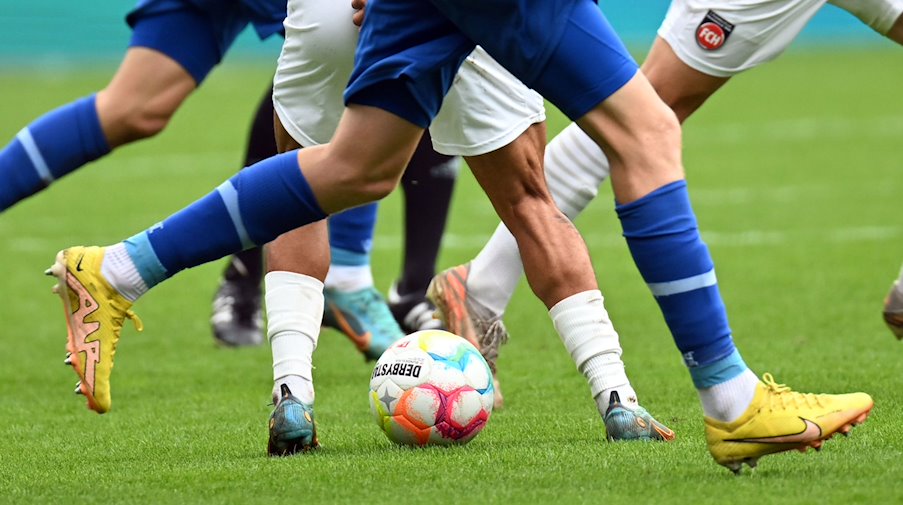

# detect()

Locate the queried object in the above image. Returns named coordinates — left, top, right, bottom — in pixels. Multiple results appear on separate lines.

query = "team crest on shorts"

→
left=695, top=10, right=734, bottom=51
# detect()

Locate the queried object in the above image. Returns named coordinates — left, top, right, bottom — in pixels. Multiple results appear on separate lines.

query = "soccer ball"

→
left=369, top=330, right=494, bottom=446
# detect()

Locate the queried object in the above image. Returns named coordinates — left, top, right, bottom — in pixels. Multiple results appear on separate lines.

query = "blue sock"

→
left=616, top=180, right=745, bottom=386
left=0, top=95, right=109, bottom=211
left=328, top=203, right=377, bottom=267
left=122, top=151, right=327, bottom=288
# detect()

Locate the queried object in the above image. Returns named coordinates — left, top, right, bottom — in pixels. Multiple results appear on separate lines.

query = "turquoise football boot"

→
left=267, top=384, right=319, bottom=456
left=322, top=286, right=404, bottom=360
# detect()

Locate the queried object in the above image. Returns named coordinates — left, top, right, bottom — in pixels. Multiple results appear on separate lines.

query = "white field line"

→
left=685, top=115, right=903, bottom=145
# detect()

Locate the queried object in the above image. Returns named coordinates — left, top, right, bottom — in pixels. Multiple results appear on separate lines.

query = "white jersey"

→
left=272, top=0, right=544, bottom=156
left=660, top=0, right=903, bottom=77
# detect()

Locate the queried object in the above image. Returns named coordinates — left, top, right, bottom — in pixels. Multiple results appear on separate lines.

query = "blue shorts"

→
left=127, top=0, right=285, bottom=84
left=345, top=0, right=638, bottom=127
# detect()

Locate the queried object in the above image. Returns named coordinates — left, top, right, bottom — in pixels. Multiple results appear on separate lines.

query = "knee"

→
left=116, top=101, right=173, bottom=141
left=331, top=155, right=403, bottom=204
left=635, top=103, right=682, bottom=155
left=97, top=89, right=176, bottom=143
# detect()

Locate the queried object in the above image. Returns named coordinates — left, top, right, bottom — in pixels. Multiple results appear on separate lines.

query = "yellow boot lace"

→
left=762, top=373, right=823, bottom=410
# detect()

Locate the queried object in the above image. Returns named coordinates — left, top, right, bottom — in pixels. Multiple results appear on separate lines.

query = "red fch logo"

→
left=696, top=23, right=725, bottom=49
left=696, top=11, right=734, bottom=51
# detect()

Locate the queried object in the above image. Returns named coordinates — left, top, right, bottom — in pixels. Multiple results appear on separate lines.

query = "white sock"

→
left=266, top=271, right=323, bottom=405
left=274, top=375, right=314, bottom=404
left=467, top=226, right=522, bottom=315
left=324, top=264, right=373, bottom=292
left=468, top=123, right=610, bottom=316
left=697, top=369, right=760, bottom=423
left=101, top=243, right=148, bottom=302
left=549, top=290, right=636, bottom=415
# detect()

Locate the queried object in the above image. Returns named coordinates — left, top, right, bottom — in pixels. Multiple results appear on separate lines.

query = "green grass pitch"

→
left=1, top=46, right=902, bottom=503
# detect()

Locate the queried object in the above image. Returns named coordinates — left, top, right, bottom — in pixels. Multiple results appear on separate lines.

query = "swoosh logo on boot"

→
left=728, top=417, right=822, bottom=444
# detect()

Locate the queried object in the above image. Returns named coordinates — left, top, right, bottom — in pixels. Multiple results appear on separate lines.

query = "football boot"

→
left=47, top=246, right=143, bottom=414
left=603, top=391, right=675, bottom=442
left=387, top=282, right=444, bottom=334
left=267, top=384, right=319, bottom=456
left=322, top=286, right=404, bottom=360
left=427, top=263, right=507, bottom=409
left=705, top=373, right=873, bottom=473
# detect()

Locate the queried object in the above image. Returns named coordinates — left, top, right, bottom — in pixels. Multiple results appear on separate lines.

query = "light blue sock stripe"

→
left=648, top=269, right=717, bottom=297
left=16, top=128, right=53, bottom=184
left=215, top=181, right=254, bottom=249
left=688, top=349, right=747, bottom=388
left=331, top=247, right=370, bottom=266
left=124, top=231, right=168, bottom=288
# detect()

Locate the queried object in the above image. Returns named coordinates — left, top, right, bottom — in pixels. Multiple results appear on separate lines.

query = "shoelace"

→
left=125, top=309, right=144, bottom=332
left=479, top=320, right=509, bottom=370
left=762, top=372, right=822, bottom=410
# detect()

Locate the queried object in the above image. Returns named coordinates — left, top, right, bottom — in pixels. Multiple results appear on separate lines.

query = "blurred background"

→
left=1, top=2, right=902, bottom=503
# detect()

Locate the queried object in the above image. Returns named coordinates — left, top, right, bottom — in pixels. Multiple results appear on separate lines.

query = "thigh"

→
left=100, top=47, right=196, bottom=120
left=300, top=105, right=425, bottom=213
left=273, top=0, right=359, bottom=147
left=127, top=0, right=249, bottom=84
left=658, top=0, right=827, bottom=78
left=431, top=47, right=546, bottom=157
left=641, top=37, right=730, bottom=122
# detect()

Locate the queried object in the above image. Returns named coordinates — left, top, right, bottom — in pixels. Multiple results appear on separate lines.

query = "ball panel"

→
left=386, top=416, right=432, bottom=446
left=395, top=386, right=441, bottom=428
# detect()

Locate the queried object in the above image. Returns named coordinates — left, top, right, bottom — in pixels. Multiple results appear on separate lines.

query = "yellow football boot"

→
left=705, top=373, right=873, bottom=473
left=47, top=246, right=143, bottom=414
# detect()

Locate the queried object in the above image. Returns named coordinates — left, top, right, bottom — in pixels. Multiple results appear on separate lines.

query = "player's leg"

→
left=425, top=49, right=646, bottom=430
left=456, top=121, right=671, bottom=440
left=211, top=87, right=275, bottom=347
left=461, top=35, right=733, bottom=316
left=556, top=1, right=870, bottom=471
left=47, top=0, right=464, bottom=415
left=265, top=117, right=325, bottom=456
left=0, top=5, right=231, bottom=211
left=0, top=45, right=193, bottom=211
left=442, top=0, right=870, bottom=469
left=388, top=130, right=459, bottom=333
left=51, top=103, right=427, bottom=415
left=270, top=0, right=404, bottom=357
left=321, top=203, right=406, bottom=357
left=443, top=42, right=729, bottom=418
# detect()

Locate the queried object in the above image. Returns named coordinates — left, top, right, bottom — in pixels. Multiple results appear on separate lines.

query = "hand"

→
left=352, top=0, right=367, bottom=27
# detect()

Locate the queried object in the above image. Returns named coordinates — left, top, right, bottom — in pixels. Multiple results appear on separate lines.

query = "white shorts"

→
left=272, top=0, right=545, bottom=156
left=430, top=47, right=546, bottom=157
left=659, top=0, right=903, bottom=77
